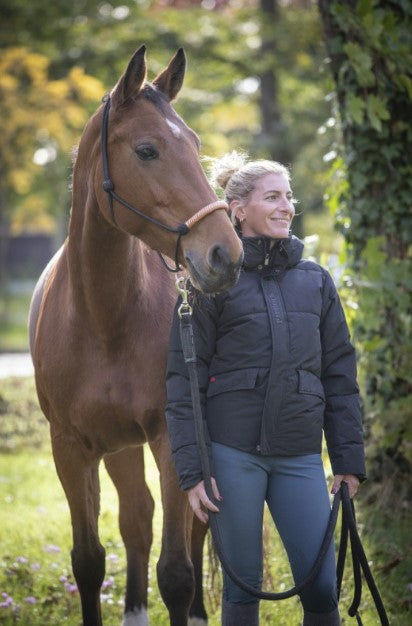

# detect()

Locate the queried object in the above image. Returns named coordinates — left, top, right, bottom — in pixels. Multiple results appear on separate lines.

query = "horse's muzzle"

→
left=185, top=248, right=243, bottom=294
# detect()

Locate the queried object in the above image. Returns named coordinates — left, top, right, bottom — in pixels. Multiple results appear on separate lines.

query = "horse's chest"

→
left=54, top=353, right=166, bottom=453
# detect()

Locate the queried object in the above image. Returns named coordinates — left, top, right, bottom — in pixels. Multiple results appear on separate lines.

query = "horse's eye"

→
left=135, top=144, right=158, bottom=161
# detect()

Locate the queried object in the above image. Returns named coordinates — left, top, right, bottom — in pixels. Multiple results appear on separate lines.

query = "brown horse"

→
left=29, top=46, right=243, bottom=626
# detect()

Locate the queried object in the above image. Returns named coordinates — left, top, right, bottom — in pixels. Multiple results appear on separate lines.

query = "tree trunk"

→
left=256, top=0, right=292, bottom=166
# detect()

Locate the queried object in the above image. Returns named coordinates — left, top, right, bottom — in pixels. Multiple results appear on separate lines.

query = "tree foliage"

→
left=0, top=46, right=103, bottom=286
left=318, top=0, right=412, bottom=498
left=0, top=47, right=103, bottom=230
left=0, top=0, right=330, bottom=242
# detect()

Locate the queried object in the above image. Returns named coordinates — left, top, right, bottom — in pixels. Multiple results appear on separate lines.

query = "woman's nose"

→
left=280, top=201, right=294, bottom=213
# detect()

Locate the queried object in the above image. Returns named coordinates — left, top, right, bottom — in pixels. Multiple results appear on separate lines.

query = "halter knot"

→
left=103, top=179, right=114, bottom=192
left=177, top=224, right=190, bottom=235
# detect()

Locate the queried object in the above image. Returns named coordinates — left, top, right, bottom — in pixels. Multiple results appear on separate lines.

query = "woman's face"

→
left=233, top=173, right=295, bottom=239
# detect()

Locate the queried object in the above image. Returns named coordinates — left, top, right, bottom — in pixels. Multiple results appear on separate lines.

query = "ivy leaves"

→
left=343, top=42, right=375, bottom=87
left=330, top=1, right=411, bottom=133
left=345, top=92, right=389, bottom=131
left=320, top=0, right=412, bottom=484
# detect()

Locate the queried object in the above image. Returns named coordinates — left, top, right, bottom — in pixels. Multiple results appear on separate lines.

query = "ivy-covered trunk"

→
left=318, top=0, right=411, bottom=500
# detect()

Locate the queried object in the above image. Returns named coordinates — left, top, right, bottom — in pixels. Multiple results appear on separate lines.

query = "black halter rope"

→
left=100, top=94, right=228, bottom=272
left=177, top=294, right=389, bottom=625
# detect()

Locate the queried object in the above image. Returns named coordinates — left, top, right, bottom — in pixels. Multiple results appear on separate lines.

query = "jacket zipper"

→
left=259, top=270, right=289, bottom=453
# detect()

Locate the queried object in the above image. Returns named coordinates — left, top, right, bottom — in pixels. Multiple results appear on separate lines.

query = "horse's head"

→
left=93, top=45, right=243, bottom=293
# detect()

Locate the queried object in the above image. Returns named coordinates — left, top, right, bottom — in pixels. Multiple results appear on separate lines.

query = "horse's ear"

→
left=152, top=48, right=186, bottom=101
left=111, top=45, right=147, bottom=107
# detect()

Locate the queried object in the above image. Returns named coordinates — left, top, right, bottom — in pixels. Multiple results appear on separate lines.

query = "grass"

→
left=0, top=377, right=410, bottom=625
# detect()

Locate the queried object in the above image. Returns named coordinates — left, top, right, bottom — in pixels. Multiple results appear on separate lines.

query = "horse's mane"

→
left=68, top=145, right=79, bottom=192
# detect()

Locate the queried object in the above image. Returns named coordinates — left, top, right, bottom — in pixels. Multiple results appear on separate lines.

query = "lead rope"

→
left=175, top=276, right=389, bottom=622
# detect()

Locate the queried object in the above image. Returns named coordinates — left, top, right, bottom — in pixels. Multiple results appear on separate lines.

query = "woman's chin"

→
left=267, top=227, right=290, bottom=239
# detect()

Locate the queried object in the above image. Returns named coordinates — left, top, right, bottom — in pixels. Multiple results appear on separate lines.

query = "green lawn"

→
left=0, top=377, right=410, bottom=625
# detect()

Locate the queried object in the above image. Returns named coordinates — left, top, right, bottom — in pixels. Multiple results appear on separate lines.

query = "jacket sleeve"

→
left=165, top=290, right=218, bottom=490
left=320, top=271, right=366, bottom=481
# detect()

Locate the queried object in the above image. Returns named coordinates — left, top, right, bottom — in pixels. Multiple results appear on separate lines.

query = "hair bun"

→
left=209, top=150, right=249, bottom=190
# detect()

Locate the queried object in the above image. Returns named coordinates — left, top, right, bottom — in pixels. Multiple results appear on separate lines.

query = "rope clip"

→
left=175, top=275, right=192, bottom=318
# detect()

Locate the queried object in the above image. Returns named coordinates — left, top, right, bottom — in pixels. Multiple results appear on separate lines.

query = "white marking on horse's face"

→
left=122, top=607, right=149, bottom=626
left=166, top=118, right=182, bottom=138
left=188, top=618, right=208, bottom=626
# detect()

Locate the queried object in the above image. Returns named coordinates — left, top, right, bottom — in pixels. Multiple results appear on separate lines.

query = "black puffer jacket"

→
left=166, top=236, right=366, bottom=490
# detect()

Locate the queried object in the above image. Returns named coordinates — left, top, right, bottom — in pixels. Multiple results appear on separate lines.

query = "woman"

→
left=166, top=152, right=365, bottom=626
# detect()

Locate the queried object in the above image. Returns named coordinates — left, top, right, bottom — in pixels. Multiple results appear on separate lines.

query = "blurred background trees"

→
left=0, top=0, right=411, bottom=497
left=0, top=0, right=334, bottom=253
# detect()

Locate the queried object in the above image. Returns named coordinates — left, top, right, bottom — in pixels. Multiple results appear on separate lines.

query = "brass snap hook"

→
left=175, top=275, right=192, bottom=318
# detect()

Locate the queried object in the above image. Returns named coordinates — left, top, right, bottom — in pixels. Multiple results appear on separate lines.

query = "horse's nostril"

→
left=208, top=244, right=230, bottom=272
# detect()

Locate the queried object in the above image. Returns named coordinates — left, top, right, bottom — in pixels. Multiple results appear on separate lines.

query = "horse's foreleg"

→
left=149, top=436, right=195, bottom=626
left=189, top=517, right=209, bottom=626
left=51, top=427, right=106, bottom=626
left=104, top=446, right=154, bottom=626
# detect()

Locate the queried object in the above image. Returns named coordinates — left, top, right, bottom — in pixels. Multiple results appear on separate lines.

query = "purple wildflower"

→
left=64, top=582, right=78, bottom=594
left=0, top=593, right=13, bottom=608
left=25, top=596, right=36, bottom=604
left=101, top=576, right=114, bottom=590
left=44, top=544, right=61, bottom=553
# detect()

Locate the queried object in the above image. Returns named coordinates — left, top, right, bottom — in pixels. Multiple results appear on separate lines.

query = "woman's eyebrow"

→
left=264, top=189, right=292, bottom=195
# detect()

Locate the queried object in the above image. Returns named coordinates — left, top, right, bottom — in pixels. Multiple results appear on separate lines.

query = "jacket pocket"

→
left=207, top=368, right=261, bottom=398
left=297, top=370, right=325, bottom=401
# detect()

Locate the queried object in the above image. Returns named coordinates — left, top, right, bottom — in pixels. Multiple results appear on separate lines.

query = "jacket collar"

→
left=242, top=236, right=304, bottom=271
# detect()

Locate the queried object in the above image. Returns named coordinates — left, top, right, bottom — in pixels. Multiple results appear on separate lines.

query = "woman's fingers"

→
left=211, top=477, right=223, bottom=502
left=187, top=480, right=220, bottom=524
left=331, top=474, right=360, bottom=499
left=192, top=505, right=209, bottom=524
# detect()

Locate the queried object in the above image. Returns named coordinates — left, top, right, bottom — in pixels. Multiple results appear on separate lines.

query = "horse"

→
left=29, top=45, right=243, bottom=626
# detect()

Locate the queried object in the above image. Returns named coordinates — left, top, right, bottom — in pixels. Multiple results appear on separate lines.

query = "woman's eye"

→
left=135, top=144, right=159, bottom=161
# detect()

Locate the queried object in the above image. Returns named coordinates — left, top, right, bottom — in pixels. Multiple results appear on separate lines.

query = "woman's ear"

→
left=229, top=199, right=245, bottom=223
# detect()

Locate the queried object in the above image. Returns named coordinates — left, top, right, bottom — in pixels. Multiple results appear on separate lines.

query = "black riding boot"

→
left=221, top=600, right=259, bottom=626
left=303, top=608, right=340, bottom=625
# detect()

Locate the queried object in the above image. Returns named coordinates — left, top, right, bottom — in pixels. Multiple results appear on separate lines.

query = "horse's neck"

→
left=68, top=195, right=149, bottom=340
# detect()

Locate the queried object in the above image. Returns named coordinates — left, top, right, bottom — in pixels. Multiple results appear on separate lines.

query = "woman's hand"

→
left=187, top=478, right=222, bottom=524
left=331, top=474, right=360, bottom=499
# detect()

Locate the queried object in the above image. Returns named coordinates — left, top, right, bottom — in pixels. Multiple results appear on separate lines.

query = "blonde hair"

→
left=209, top=151, right=291, bottom=226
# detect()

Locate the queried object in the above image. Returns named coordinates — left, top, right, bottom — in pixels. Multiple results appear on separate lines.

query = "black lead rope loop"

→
left=157, top=233, right=185, bottom=273
left=336, top=502, right=348, bottom=600
left=178, top=302, right=389, bottom=621
left=349, top=500, right=363, bottom=618
left=340, top=485, right=389, bottom=626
